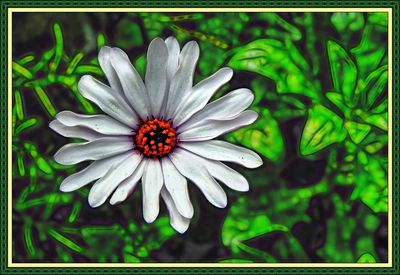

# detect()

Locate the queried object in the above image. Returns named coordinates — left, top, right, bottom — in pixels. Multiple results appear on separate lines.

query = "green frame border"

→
left=1, top=0, right=398, bottom=274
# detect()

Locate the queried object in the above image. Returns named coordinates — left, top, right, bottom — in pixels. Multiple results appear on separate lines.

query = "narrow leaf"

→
left=48, top=228, right=84, bottom=253
left=327, top=40, right=358, bottom=107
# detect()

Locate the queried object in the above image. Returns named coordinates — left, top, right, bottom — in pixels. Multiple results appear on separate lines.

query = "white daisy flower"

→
left=50, top=37, right=263, bottom=233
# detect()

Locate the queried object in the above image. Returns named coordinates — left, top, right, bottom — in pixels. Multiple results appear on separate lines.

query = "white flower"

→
left=50, top=37, right=263, bottom=233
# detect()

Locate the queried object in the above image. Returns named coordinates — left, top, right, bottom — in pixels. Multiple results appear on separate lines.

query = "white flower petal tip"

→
left=173, top=219, right=190, bottom=234
left=59, top=183, right=72, bottom=193
left=161, top=189, right=191, bottom=233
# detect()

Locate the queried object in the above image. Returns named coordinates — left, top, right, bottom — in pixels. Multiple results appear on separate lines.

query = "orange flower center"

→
left=134, top=118, right=177, bottom=158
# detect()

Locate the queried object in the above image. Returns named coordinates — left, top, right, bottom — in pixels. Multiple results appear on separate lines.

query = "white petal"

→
left=88, top=153, right=142, bottom=207
left=179, top=140, right=262, bottom=168
left=165, top=41, right=200, bottom=119
left=59, top=152, right=132, bottom=192
left=161, top=188, right=191, bottom=234
left=78, top=75, right=138, bottom=126
left=110, top=47, right=151, bottom=119
left=178, top=110, right=258, bottom=141
left=165, top=37, right=180, bottom=82
left=191, top=155, right=250, bottom=192
left=98, top=46, right=123, bottom=93
left=56, top=111, right=133, bottom=136
left=54, top=136, right=132, bottom=165
left=173, top=68, right=233, bottom=126
left=169, top=148, right=227, bottom=208
left=142, top=159, right=164, bottom=223
left=109, top=160, right=145, bottom=205
left=179, top=88, right=254, bottom=132
left=161, top=157, right=194, bottom=219
left=145, top=38, right=168, bottom=117
left=49, top=120, right=103, bottom=141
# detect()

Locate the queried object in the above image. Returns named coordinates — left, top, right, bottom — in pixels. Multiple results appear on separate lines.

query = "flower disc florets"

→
left=134, top=118, right=177, bottom=158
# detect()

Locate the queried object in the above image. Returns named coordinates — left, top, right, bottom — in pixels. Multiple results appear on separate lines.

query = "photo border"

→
left=1, top=1, right=398, bottom=274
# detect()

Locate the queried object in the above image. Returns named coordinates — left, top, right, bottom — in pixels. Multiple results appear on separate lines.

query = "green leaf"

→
left=14, top=90, right=24, bottom=121
left=351, top=154, right=387, bottom=213
left=222, top=197, right=288, bottom=252
left=356, top=109, right=388, bottom=131
left=66, top=52, right=84, bottom=75
left=49, top=23, right=64, bottom=74
left=357, top=252, right=377, bottom=263
left=17, top=153, right=26, bottom=177
left=367, top=12, right=388, bottom=28
left=23, top=142, right=53, bottom=175
left=24, top=221, right=37, bottom=257
left=97, top=32, right=106, bottom=50
left=33, top=85, right=57, bottom=117
left=361, top=65, right=388, bottom=110
left=15, top=117, right=39, bottom=135
left=228, top=39, right=319, bottom=101
left=124, top=254, right=141, bottom=263
left=361, top=132, right=387, bottom=154
left=12, top=61, right=33, bottom=79
left=300, top=105, right=347, bottom=155
left=344, top=121, right=371, bottom=144
left=327, top=40, right=358, bottom=107
left=351, top=24, right=387, bottom=80
left=325, top=91, right=351, bottom=118
left=331, top=12, right=364, bottom=32
left=48, top=228, right=84, bottom=253
left=226, top=108, right=285, bottom=163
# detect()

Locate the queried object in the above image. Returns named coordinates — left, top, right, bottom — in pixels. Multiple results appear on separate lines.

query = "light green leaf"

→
left=97, top=33, right=106, bottom=50
left=228, top=39, right=319, bottom=101
left=226, top=108, right=285, bottom=163
left=15, top=117, right=39, bottom=135
left=300, top=105, right=347, bottom=155
left=48, top=228, right=84, bottom=253
left=327, top=40, right=358, bottom=107
left=66, top=52, right=84, bottom=75
left=33, top=85, right=57, bottom=117
left=14, top=90, right=24, bottom=120
left=357, top=252, right=377, bottom=263
left=49, top=23, right=64, bottom=75
left=344, top=121, right=371, bottom=144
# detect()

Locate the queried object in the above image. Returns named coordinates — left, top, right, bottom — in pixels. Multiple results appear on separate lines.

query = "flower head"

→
left=50, top=37, right=263, bottom=233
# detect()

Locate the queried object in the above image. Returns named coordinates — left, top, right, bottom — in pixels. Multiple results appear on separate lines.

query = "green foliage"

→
left=227, top=109, right=285, bottom=163
left=300, top=104, right=347, bottom=155
left=228, top=38, right=320, bottom=101
left=12, top=12, right=388, bottom=263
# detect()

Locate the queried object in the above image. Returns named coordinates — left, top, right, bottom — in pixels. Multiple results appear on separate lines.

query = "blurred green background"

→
left=11, top=11, right=388, bottom=263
